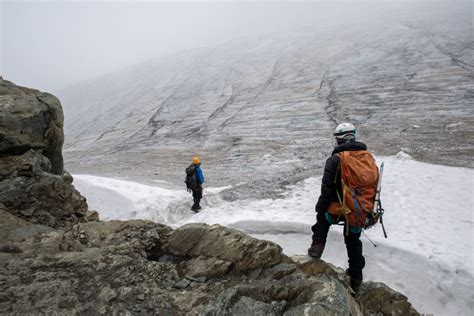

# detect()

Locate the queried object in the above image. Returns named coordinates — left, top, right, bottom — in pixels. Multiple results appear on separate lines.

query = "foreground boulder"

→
left=0, top=221, right=419, bottom=315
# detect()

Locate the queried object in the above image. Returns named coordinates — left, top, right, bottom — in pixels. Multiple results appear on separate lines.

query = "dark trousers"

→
left=192, top=185, right=203, bottom=207
left=311, top=211, right=365, bottom=281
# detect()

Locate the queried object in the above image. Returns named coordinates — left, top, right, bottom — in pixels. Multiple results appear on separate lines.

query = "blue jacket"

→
left=195, top=165, right=205, bottom=184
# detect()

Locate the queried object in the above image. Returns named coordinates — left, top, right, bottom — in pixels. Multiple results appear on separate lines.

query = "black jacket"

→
left=315, top=141, right=367, bottom=213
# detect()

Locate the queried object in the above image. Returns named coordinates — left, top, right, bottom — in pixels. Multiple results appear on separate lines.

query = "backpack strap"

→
left=332, top=179, right=352, bottom=235
left=333, top=163, right=340, bottom=184
left=341, top=183, right=351, bottom=235
left=332, top=153, right=349, bottom=234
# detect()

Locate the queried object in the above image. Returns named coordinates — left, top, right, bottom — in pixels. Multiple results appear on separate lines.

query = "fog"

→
left=1, top=0, right=466, bottom=92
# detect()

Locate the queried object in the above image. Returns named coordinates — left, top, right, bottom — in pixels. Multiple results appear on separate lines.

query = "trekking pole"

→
left=373, top=162, right=388, bottom=239
left=380, top=215, right=388, bottom=238
left=362, top=230, right=377, bottom=247
left=378, top=200, right=388, bottom=239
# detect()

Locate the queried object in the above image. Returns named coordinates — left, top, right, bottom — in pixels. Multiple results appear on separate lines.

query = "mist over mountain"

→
left=58, top=1, right=473, bottom=199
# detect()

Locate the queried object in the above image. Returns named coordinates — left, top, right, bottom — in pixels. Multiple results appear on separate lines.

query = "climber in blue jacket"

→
left=185, top=157, right=205, bottom=212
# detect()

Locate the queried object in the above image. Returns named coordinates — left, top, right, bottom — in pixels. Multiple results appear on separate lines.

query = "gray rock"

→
left=0, top=213, right=420, bottom=315
left=85, top=210, right=100, bottom=222
left=61, top=170, right=74, bottom=183
left=173, top=279, right=191, bottom=289
left=0, top=78, right=64, bottom=175
left=268, top=263, right=298, bottom=279
left=0, top=80, right=89, bottom=229
left=0, top=152, right=88, bottom=229
left=357, top=281, right=419, bottom=316
left=292, top=255, right=346, bottom=281
left=197, top=272, right=362, bottom=315
left=185, top=275, right=207, bottom=283
left=165, top=223, right=290, bottom=272
left=183, top=255, right=231, bottom=279
left=0, top=208, right=53, bottom=243
left=232, top=296, right=286, bottom=316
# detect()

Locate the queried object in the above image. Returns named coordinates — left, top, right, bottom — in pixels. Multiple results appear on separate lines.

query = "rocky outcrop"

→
left=0, top=78, right=88, bottom=228
left=0, top=78, right=64, bottom=175
left=0, top=79, right=419, bottom=314
left=0, top=220, right=418, bottom=315
left=0, top=149, right=88, bottom=228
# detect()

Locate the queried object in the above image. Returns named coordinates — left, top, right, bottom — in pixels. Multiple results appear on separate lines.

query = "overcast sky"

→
left=0, top=0, right=463, bottom=92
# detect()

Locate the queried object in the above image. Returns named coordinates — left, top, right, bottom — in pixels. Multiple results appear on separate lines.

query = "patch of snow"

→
left=396, top=151, right=412, bottom=159
left=152, top=180, right=172, bottom=184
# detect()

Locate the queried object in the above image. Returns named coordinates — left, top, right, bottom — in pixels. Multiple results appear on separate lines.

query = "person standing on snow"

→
left=185, top=156, right=205, bottom=212
left=308, top=123, right=367, bottom=292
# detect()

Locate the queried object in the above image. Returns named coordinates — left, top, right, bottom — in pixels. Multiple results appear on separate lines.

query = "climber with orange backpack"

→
left=308, top=122, right=384, bottom=292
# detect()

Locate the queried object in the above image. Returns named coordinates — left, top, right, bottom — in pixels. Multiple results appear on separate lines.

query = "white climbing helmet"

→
left=334, top=122, right=356, bottom=140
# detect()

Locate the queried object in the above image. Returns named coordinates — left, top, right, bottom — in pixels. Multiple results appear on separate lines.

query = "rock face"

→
left=0, top=78, right=87, bottom=228
left=0, top=78, right=64, bottom=175
left=0, top=80, right=419, bottom=314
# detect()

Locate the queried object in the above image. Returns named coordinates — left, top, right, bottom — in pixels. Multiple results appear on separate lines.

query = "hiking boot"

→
left=307, top=241, right=325, bottom=258
left=345, top=269, right=362, bottom=293
left=350, top=278, right=362, bottom=293
left=191, top=205, right=201, bottom=212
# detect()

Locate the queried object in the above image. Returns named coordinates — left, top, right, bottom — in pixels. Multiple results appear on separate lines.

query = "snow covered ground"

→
left=73, top=152, right=473, bottom=315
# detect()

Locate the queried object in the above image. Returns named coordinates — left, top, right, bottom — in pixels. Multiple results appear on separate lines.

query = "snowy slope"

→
left=60, top=1, right=473, bottom=195
left=73, top=152, right=473, bottom=315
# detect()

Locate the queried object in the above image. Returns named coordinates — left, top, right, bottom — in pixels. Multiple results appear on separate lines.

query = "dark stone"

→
left=0, top=244, right=22, bottom=253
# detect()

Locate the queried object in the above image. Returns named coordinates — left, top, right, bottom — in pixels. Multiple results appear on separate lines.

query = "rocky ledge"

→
left=0, top=78, right=419, bottom=314
left=0, top=219, right=418, bottom=315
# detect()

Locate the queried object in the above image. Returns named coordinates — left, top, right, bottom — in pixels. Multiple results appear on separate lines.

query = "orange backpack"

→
left=328, top=150, right=379, bottom=230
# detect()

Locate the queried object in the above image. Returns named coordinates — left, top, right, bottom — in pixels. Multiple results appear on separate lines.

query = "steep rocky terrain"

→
left=0, top=78, right=419, bottom=314
left=58, top=2, right=473, bottom=200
